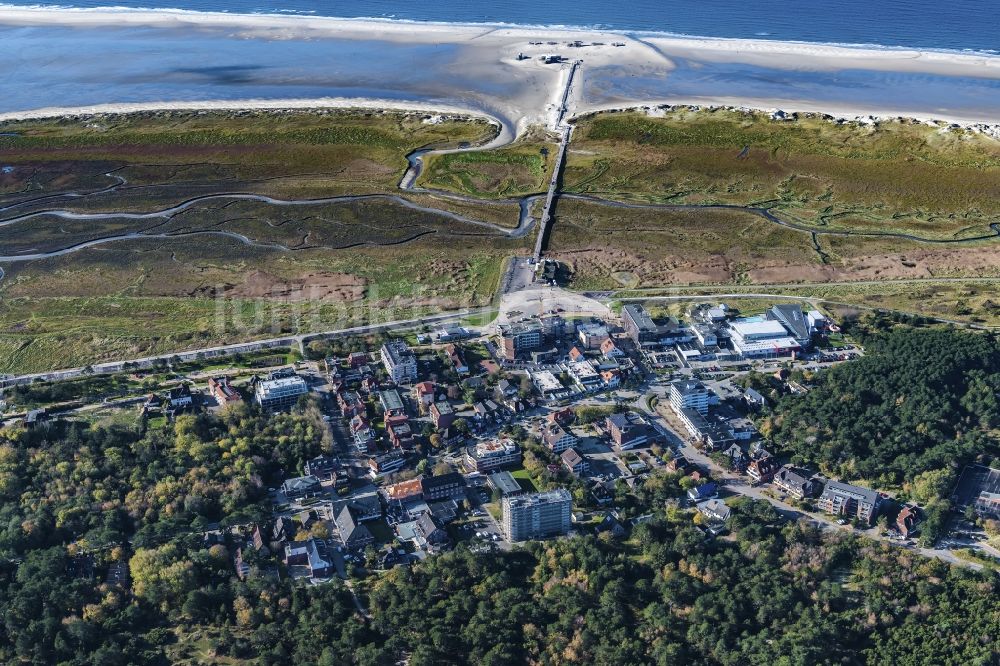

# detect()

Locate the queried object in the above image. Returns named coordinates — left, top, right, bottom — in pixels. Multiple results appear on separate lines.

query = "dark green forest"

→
left=2, top=493, right=997, bottom=665
left=765, top=326, right=1000, bottom=493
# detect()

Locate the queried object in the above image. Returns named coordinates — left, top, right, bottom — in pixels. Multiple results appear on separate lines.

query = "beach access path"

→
left=534, top=59, right=580, bottom=261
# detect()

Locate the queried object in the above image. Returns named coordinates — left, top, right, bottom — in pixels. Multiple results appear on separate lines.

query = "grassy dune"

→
left=546, top=197, right=822, bottom=289
left=0, top=109, right=497, bottom=205
left=0, top=110, right=524, bottom=373
left=565, top=109, right=1000, bottom=239
left=417, top=128, right=558, bottom=198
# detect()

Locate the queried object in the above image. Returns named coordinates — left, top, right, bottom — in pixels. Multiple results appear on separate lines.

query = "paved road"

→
left=0, top=307, right=489, bottom=388
left=641, top=402, right=983, bottom=571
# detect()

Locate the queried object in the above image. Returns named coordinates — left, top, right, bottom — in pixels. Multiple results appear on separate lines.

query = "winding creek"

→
left=2, top=110, right=999, bottom=273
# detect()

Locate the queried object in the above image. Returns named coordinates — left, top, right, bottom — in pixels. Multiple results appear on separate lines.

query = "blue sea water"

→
left=6, top=0, right=1000, bottom=53
left=2, top=1, right=999, bottom=122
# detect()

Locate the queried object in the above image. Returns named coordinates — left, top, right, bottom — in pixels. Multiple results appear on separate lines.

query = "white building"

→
left=669, top=380, right=712, bottom=416
left=577, top=323, right=610, bottom=349
left=380, top=340, right=418, bottom=384
left=728, top=320, right=801, bottom=358
left=541, top=422, right=577, bottom=453
left=531, top=370, right=567, bottom=400
left=465, top=438, right=522, bottom=472
left=566, top=360, right=601, bottom=391
left=807, top=310, right=829, bottom=334
left=501, top=489, right=572, bottom=542
left=255, top=375, right=309, bottom=411
left=692, top=324, right=718, bottom=347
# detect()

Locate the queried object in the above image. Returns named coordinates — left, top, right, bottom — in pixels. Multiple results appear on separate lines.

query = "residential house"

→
left=721, top=443, right=748, bottom=471
left=380, top=340, right=418, bottom=384
left=360, top=375, right=380, bottom=395
left=687, top=482, right=718, bottom=502
left=23, top=408, right=47, bottom=428
left=348, top=351, right=369, bottom=368
left=339, top=391, right=366, bottom=418
left=208, top=377, right=241, bottom=407
left=303, top=455, right=338, bottom=478
left=606, top=412, right=658, bottom=450
left=600, top=338, right=624, bottom=358
left=568, top=346, right=586, bottom=362
left=281, top=475, right=322, bottom=501
left=549, top=407, right=575, bottom=426
left=385, top=413, right=415, bottom=449
left=897, top=505, right=920, bottom=537
left=772, top=465, right=815, bottom=499
left=561, top=447, right=590, bottom=476
left=304, top=455, right=345, bottom=485
left=464, top=438, right=522, bottom=472
left=818, top=481, right=881, bottom=524
left=430, top=400, right=456, bottom=430
left=168, top=384, right=194, bottom=410
left=234, top=548, right=251, bottom=580
left=666, top=455, right=695, bottom=475
left=421, top=472, right=465, bottom=501
left=272, top=516, right=293, bottom=544
left=473, top=401, right=497, bottom=425
left=338, top=494, right=383, bottom=522
left=747, top=456, right=780, bottom=484
left=601, top=369, right=622, bottom=389
left=445, top=344, right=469, bottom=375
left=412, top=381, right=436, bottom=414
left=351, top=416, right=376, bottom=454
left=596, top=511, right=627, bottom=539
left=415, top=512, right=449, bottom=550
left=496, top=379, right=518, bottom=400
left=744, top=387, right=767, bottom=410
left=541, top=422, right=577, bottom=454
left=284, top=539, right=335, bottom=577
left=368, top=450, right=406, bottom=479
left=698, top=499, right=731, bottom=522
left=335, top=505, right=376, bottom=551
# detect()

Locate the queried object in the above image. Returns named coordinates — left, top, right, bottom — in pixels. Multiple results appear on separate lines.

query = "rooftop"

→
left=822, top=480, right=880, bottom=504
left=488, top=470, right=522, bottom=495
left=622, top=303, right=658, bottom=332
left=729, top=320, right=790, bottom=340
left=505, top=488, right=572, bottom=509
left=382, top=340, right=415, bottom=365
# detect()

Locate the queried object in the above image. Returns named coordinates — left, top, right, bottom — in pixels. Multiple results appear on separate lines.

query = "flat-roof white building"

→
left=380, top=340, right=418, bottom=384
left=669, top=380, right=712, bottom=416
left=531, top=370, right=567, bottom=399
left=501, top=488, right=572, bottom=542
left=728, top=320, right=801, bottom=358
left=255, top=375, right=309, bottom=411
left=566, top=360, right=601, bottom=391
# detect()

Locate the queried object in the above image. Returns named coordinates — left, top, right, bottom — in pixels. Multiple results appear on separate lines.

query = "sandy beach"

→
left=1, top=5, right=999, bottom=133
